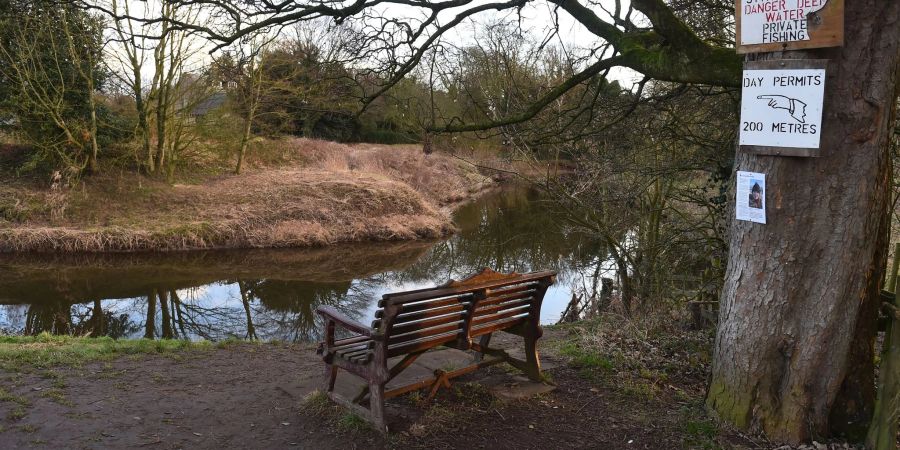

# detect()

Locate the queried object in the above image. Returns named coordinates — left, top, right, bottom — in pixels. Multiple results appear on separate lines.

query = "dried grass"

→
left=287, top=138, right=492, bottom=207
left=0, top=139, right=492, bottom=253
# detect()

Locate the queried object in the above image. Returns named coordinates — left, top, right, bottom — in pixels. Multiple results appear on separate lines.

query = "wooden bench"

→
left=316, top=268, right=556, bottom=432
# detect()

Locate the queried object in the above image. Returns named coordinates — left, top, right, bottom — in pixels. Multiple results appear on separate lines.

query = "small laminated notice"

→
left=736, top=171, right=766, bottom=224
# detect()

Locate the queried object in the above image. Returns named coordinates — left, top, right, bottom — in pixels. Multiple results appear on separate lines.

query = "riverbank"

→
left=0, top=139, right=495, bottom=253
left=0, top=315, right=765, bottom=449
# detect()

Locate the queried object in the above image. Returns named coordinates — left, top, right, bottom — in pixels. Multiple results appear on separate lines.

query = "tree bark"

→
left=707, top=0, right=900, bottom=444
left=236, top=115, right=251, bottom=175
left=159, top=289, right=172, bottom=339
left=145, top=290, right=157, bottom=339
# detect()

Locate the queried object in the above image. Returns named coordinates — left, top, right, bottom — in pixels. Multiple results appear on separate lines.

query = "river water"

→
left=0, top=185, right=613, bottom=341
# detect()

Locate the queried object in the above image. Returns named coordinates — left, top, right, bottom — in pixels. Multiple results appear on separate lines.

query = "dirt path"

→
left=0, top=331, right=758, bottom=449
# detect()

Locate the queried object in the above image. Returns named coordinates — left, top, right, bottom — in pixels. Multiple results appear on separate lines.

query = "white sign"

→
left=739, top=68, right=825, bottom=149
left=736, top=171, right=766, bottom=224
left=740, top=0, right=830, bottom=46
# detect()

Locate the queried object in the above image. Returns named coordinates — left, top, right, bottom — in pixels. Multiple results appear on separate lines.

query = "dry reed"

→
left=0, top=139, right=492, bottom=253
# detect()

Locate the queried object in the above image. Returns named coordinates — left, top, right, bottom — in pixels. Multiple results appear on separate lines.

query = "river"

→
left=0, top=185, right=615, bottom=341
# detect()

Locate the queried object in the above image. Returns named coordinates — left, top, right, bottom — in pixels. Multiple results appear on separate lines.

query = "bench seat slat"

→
left=348, top=352, right=373, bottom=364
left=333, top=335, right=371, bottom=347
left=339, top=347, right=371, bottom=359
left=332, top=343, right=369, bottom=354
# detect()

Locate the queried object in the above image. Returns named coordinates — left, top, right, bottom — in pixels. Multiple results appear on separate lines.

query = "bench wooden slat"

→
left=388, top=322, right=464, bottom=346
left=396, top=293, right=474, bottom=314
left=390, top=312, right=468, bottom=336
left=478, top=289, right=535, bottom=308
left=333, top=343, right=369, bottom=355
left=381, top=271, right=556, bottom=305
left=393, top=303, right=468, bottom=323
left=339, top=346, right=371, bottom=359
left=472, top=305, right=531, bottom=326
left=333, top=335, right=371, bottom=347
left=474, top=298, right=533, bottom=317
left=471, top=316, right=528, bottom=336
left=485, top=283, right=538, bottom=297
left=387, top=331, right=460, bottom=358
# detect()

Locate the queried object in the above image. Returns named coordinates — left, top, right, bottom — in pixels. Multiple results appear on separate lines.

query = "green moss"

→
left=705, top=379, right=752, bottom=429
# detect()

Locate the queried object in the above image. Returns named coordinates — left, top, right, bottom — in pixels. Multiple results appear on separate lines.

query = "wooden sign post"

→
left=736, top=0, right=844, bottom=54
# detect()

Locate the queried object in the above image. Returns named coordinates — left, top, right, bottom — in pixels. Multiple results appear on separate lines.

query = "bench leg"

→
left=474, top=333, right=492, bottom=362
left=523, top=332, right=543, bottom=382
left=368, top=380, right=387, bottom=433
left=324, top=363, right=338, bottom=392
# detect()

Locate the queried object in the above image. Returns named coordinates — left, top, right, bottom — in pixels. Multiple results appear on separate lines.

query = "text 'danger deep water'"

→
left=740, top=0, right=829, bottom=45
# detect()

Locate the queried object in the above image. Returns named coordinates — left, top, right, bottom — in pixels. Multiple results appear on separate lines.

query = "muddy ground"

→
left=0, top=329, right=767, bottom=449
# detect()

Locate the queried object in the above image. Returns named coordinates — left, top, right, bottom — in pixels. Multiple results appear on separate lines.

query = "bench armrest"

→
left=317, top=306, right=373, bottom=337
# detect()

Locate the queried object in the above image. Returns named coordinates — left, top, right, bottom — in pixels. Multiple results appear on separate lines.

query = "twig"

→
left=576, top=395, right=599, bottom=413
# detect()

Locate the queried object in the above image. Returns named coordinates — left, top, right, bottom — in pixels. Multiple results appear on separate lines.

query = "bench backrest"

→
left=372, top=268, right=556, bottom=358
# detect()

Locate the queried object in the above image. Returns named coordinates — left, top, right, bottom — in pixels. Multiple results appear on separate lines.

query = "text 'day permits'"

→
left=740, top=67, right=825, bottom=149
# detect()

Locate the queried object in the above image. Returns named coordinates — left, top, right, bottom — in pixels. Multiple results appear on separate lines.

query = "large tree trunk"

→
left=707, top=0, right=900, bottom=444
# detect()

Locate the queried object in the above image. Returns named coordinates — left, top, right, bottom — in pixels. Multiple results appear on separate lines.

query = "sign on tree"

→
left=736, top=0, right=844, bottom=53
left=739, top=60, right=826, bottom=156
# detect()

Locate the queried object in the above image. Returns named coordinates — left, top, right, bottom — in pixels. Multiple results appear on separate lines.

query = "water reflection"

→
left=0, top=185, right=618, bottom=342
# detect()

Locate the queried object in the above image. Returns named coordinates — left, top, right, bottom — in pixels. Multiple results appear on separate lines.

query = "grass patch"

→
left=7, top=406, right=26, bottom=421
left=558, top=342, right=615, bottom=379
left=448, top=382, right=495, bottom=409
left=619, top=380, right=658, bottom=400
left=0, top=333, right=211, bottom=371
left=680, top=405, right=721, bottom=449
left=39, top=388, right=73, bottom=407
left=552, top=312, right=713, bottom=389
left=0, top=387, right=30, bottom=407
left=302, top=390, right=332, bottom=415
left=215, top=337, right=251, bottom=349
left=336, top=412, right=371, bottom=433
left=303, top=390, right=373, bottom=434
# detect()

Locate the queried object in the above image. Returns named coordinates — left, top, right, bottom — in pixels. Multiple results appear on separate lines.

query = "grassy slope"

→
left=0, top=139, right=493, bottom=252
